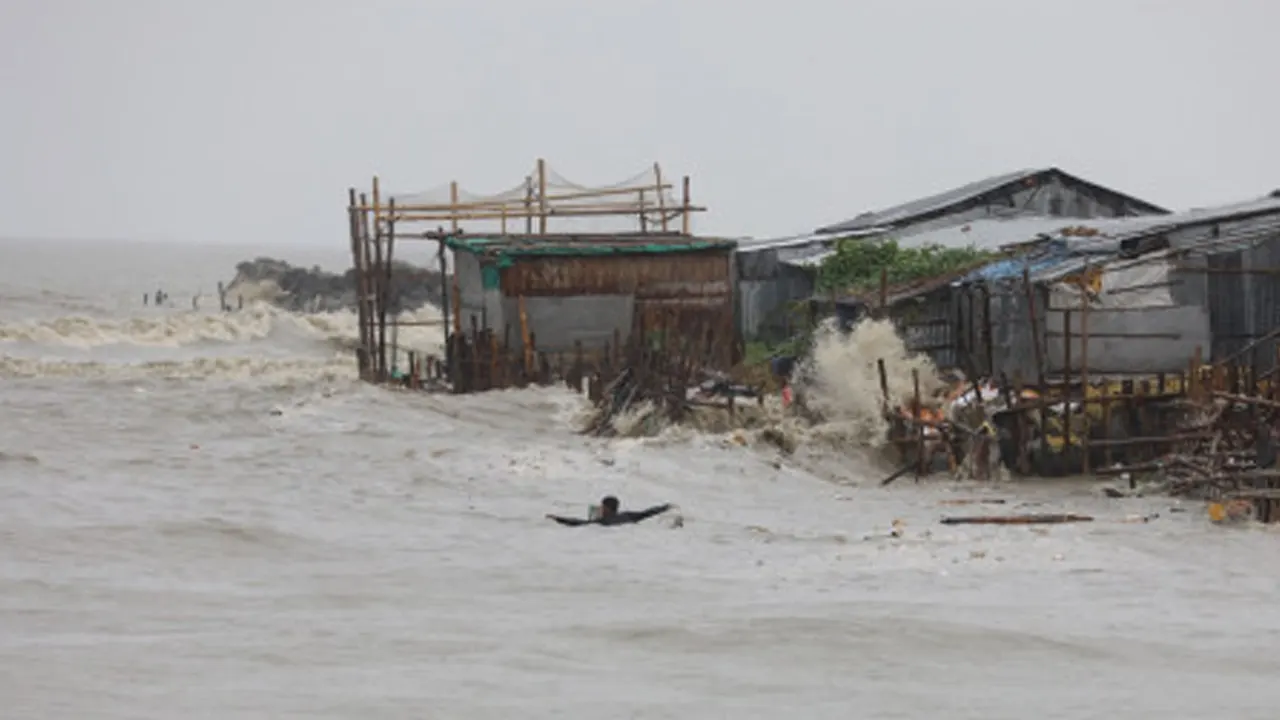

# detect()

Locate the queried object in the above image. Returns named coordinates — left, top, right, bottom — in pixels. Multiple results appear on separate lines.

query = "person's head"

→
left=600, top=496, right=619, bottom=518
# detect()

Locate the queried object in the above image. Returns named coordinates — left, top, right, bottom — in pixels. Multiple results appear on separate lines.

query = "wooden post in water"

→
left=381, top=198, right=398, bottom=383
left=1022, top=268, right=1044, bottom=386
left=912, top=368, right=924, bottom=479
left=357, top=192, right=375, bottom=380
left=1079, top=269, right=1091, bottom=476
left=1012, top=370, right=1030, bottom=474
left=1062, top=309, right=1073, bottom=456
left=981, top=284, right=994, bottom=378
left=1100, top=383, right=1112, bottom=469
left=347, top=188, right=369, bottom=380
left=877, top=358, right=890, bottom=413
left=438, top=237, right=450, bottom=351
left=518, top=295, right=533, bottom=378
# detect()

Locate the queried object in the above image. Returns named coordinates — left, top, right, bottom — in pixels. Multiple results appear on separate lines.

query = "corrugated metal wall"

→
left=737, top=266, right=815, bottom=342
left=495, top=249, right=737, bottom=365
left=1192, top=231, right=1280, bottom=362
left=735, top=249, right=817, bottom=341
left=500, top=252, right=731, bottom=298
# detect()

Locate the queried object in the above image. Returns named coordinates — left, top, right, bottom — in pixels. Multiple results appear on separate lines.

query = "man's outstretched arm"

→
left=615, top=504, right=674, bottom=524
left=546, top=514, right=592, bottom=527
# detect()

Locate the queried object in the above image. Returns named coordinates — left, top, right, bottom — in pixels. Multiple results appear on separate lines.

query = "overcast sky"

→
left=1, top=0, right=1276, bottom=247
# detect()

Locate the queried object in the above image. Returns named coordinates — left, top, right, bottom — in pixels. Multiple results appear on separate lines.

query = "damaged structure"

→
left=873, top=190, right=1280, bottom=522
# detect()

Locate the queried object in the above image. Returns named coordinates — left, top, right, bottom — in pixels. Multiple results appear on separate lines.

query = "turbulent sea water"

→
left=2, top=237, right=1280, bottom=719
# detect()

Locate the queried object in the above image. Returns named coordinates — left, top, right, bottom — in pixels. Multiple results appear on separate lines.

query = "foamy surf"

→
left=0, top=301, right=445, bottom=351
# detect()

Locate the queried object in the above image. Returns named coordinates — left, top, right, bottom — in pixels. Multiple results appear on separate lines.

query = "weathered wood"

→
left=940, top=514, right=1094, bottom=525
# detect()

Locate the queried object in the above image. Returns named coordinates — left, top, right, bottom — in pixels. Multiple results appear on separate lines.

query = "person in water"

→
left=546, top=495, right=673, bottom=527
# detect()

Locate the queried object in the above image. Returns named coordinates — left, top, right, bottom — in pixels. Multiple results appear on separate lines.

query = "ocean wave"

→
left=0, top=354, right=358, bottom=383
left=0, top=302, right=446, bottom=353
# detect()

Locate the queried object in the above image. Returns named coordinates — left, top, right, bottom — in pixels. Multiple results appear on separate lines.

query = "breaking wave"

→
left=0, top=301, right=446, bottom=381
left=576, top=319, right=946, bottom=479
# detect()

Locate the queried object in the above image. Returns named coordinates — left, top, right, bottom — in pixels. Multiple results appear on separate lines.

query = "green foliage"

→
left=816, top=237, right=998, bottom=293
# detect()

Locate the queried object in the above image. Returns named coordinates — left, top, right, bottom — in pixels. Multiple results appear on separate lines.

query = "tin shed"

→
left=445, top=233, right=739, bottom=365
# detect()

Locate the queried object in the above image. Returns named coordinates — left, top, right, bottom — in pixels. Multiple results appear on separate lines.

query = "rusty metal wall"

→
left=496, top=249, right=738, bottom=367
left=499, top=252, right=732, bottom=298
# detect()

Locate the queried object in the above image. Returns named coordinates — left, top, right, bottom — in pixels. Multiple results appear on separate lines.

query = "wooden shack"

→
left=442, top=232, right=740, bottom=370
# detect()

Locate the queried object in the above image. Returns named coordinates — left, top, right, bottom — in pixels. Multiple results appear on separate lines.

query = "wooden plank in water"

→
left=940, top=513, right=1094, bottom=525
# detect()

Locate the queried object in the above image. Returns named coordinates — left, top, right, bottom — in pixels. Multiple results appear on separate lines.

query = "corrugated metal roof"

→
left=892, top=216, right=1104, bottom=252
left=735, top=227, right=887, bottom=253
left=444, top=233, right=736, bottom=265
left=1096, top=195, right=1280, bottom=246
left=816, top=169, right=1044, bottom=235
left=734, top=232, right=833, bottom=252
left=814, top=167, right=1169, bottom=236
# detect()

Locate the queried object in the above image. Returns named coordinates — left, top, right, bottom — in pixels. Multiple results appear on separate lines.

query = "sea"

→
left=2, top=236, right=1279, bottom=719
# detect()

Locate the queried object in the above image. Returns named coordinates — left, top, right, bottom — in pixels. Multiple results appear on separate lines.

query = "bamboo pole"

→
left=654, top=162, right=668, bottom=232
left=369, top=184, right=676, bottom=214
left=681, top=176, right=691, bottom=234
left=912, top=368, right=924, bottom=478
left=437, top=237, right=450, bottom=347
left=449, top=181, right=459, bottom=233
left=1079, top=268, right=1091, bottom=475
left=1022, top=268, right=1044, bottom=385
left=382, top=198, right=397, bottom=381
left=981, top=284, right=994, bottom=378
left=519, top=295, right=533, bottom=376
left=358, top=192, right=375, bottom=374
left=385, top=204, right=708, bottom=223
left=537, top=158, right=548, bottom=233
left=524, top=176, right=534, bottom=234
left=347, top=188, right=369, bottom=380
left=1062, top=309, right=1073, bottom=453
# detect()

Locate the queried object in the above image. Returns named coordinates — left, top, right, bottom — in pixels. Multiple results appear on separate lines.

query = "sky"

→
left=1, top=0, right=1277, bottom=247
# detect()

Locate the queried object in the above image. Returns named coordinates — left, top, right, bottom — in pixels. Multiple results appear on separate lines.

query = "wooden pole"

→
left=1100, top=383, right=1113, bottom=469
left=537, top=158, right=548, bottom=234
left=438, top=236, right=450, bottom=351
left=981, top=284, right=994, bottom=378
left=450, top=181, right=460, bottom=233
left=519, top=295, right=533, bottom=377
left=386, top=204, right=708, bottom=224
left=654, top=162, right=668, bottom=232
left=638, top=189, right=647, bottom=233
left=1022, top=268, right=1044, bottom=385
left=877, top=358, right=890, bottom=412
left=1013, top=370, right=1030, bottom=474
left=1079, top=268, right=1091, bottom=476
left=1063, top=309, right=1072, bottom=455
left=361, top=183, right=673, bottom=212
left=348, top=185, right=368, bottom=381
left=382, top=199, right=397, bottom=382
left=524, top=176, right=534, bottom=235
left=358, top=192, right=375, bottom=376
left=681, top=176, right=691, bottom=234
left=372, top=203, right=386, bottom=382
left=912, top=368, right=924, bottom=478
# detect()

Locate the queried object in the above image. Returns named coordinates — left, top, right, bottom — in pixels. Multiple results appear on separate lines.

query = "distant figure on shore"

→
left=143, top=293, right=149, bottom=306
left=546, top=495, right=673, bottom=527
